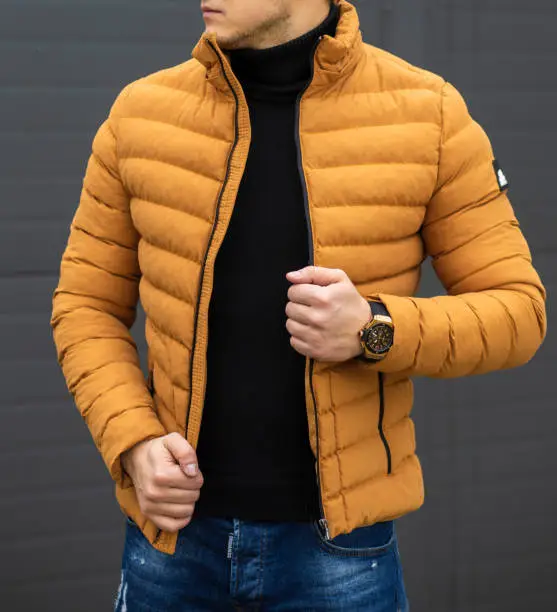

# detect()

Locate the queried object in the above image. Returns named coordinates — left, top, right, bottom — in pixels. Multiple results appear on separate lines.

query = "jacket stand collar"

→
left=192, top=0, right=363, bottom=93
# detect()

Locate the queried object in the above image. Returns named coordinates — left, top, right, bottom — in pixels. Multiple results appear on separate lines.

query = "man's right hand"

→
left=121, top=432, right=204, bottom=533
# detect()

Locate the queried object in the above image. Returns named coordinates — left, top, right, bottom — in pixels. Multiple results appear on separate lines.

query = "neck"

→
left=228, top=2, right=339, bottom=101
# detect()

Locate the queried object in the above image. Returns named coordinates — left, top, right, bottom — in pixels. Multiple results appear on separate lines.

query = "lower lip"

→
left=203, top=9, right=221, bottom=16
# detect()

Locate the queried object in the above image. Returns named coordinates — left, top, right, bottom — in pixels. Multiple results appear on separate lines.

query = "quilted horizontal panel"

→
left=312, top=203, right=425, bottom=246
left=119, top=117, right=231, bottom=184
left=307, top=162, right=438, bottom=208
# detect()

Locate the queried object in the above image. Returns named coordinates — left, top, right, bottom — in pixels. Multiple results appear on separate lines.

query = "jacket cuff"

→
left=103, top=407, right=167, bottom=489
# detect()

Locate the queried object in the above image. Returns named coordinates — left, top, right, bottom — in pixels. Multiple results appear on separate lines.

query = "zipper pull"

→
left=319, top=518, right=331, bottom=541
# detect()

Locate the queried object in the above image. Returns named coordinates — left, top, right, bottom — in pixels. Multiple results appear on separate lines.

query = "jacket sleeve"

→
left=369, top=82, right=547, bottom=378
left=51, top=86, right=166, bottom=487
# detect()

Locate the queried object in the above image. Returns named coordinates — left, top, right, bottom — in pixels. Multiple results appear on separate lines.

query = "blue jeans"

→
left=115, top=516, right=409, bottom=611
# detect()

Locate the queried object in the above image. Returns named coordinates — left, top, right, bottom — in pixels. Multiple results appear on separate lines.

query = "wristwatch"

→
left=357, top=301, right=395, bottom=362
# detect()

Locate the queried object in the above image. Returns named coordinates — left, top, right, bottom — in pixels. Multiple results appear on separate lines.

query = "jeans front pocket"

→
left=313, top=519, right=396, bottom=557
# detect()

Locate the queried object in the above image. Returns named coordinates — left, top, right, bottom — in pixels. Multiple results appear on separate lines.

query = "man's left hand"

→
left=285, top=266, right=371, bottom=362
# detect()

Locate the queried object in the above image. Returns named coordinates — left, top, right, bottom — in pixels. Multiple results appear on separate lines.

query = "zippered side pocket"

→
left=378, top=372, right=392, bottom=474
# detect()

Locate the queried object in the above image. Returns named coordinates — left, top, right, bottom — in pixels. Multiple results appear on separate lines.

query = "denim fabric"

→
left=114, top=516, right=409, bottom=611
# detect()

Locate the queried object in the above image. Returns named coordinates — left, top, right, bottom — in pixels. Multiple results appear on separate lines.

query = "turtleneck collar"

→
left=227, top=2, right=340, bottom=101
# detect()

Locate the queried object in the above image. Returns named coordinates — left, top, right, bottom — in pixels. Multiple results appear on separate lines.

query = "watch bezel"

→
left=362, top=321, right=395, bottom=355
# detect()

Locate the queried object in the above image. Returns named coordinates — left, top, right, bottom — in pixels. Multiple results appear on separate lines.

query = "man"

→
left=51, top=0, right=546, bottom=609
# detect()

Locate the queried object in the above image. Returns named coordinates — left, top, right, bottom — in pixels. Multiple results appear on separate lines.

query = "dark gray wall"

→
left=0, top=1, right=555, bottom=610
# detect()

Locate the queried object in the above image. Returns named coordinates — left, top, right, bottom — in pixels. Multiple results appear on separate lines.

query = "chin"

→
left=204, top=25, right=245, bottom=50
left=215, top=35, right=244, bottom=50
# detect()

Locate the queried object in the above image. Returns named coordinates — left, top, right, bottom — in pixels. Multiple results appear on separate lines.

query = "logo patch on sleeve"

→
left=493, top=160, right=509, bottom=191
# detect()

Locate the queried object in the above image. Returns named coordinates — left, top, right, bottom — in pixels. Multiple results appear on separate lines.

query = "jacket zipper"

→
left=378, top=372, right=392, bottom=474
left=185, top=40, right=241, bottom=441
left=147, top=367, right=164, bottom=545
left=153, top=42, right=242, bottom=550
left=295, top=35, right=330, bottom=541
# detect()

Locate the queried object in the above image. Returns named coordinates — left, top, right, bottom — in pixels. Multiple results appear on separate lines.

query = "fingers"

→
left=285, top=301, right=313, bottom=325
left=150, top=514, right=194, bottom=533
left=143, top=476, right=203, bottom=504
left=286, top=266, right=346, bottom=286
left=289, top=335, right=312, bottom=358
left=285, top=317, right=311, bottom=342
left=128, top=434, right=204, bottom=533
left=144, top=501, right=198, bottom=520
left=156, top=487, right=201, bottom=504
left=162, top=432, right=199, bottom=477
left=287, top=283, right=325, bottom=307
left=151, top=463, right=204, bottom=490
left=286, top=301, right=330, bottom=330
left=146, top=503, right=195, bottom=520
left=138, top=464, right=202, bottom=532
left=138, top=477, right=201, bottom=517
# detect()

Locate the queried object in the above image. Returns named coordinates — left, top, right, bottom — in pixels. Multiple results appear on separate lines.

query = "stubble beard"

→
left=216, top=11, right=292, bottom=50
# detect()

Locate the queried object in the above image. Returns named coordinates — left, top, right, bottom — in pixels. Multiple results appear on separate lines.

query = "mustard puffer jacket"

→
left=51, top=0, right=546, bottom=554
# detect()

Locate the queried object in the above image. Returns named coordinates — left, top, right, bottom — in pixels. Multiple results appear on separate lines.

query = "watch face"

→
left=364, top=323, right=394, bottom=354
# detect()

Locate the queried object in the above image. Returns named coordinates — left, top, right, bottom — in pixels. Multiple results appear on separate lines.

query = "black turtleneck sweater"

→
left=195, top=4, right=340, bottom=522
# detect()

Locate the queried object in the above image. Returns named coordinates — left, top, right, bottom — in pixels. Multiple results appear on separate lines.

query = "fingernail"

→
left=184, top=463, right=197, bottom=477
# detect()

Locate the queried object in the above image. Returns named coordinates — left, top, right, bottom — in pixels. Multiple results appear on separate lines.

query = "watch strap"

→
left=355, top=351, right=381, bottom=363
left=369, top=300, right=390, bottom=319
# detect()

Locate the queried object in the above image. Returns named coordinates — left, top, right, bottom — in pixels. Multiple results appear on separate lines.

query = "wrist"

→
left=352, top=298, right=373, bottom=358
left=122, top=439, right=152, bottom=479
